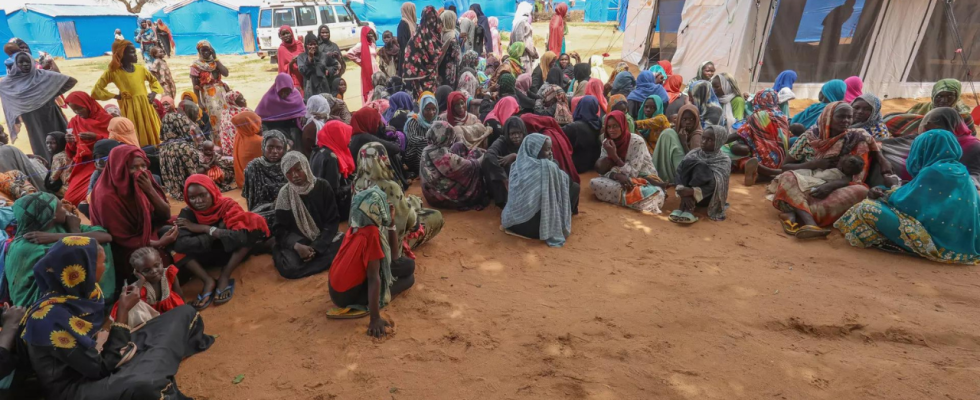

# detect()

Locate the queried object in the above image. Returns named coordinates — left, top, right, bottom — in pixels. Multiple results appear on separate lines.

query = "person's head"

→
left=931, top=79, right=961, bottom=108
left=643, top=98, right=659, bottom=118
left=197, top=42, right=214, bottom=60
left=201, top=140, right=215, bottom=158
left=679, top=108, right=698, bottom=131
left=538, top=137, right=553, bottom=160
left=114, top=28, right=121, bottom=35
left=701, top=125, right=725, bottom=153
left=829, top=103, right=854, bottom=136
left=92, top=139, right=121, bottom=170
left=851, top=97, right=873, bottom=125
left=285, top=156, right=309, bottom=187
left=279, top=27, right=294, bottom=43
left=711, top=76, right=724, bottom=97
left=305, top=34, right=318, bottom=53
left=14, top=39, right=30, bottom=55
left=149, top=46, right=162, bottom=60
left=452, top=94, right=466, bottom=116
left=128, top=152, right=149, bottom=176
left=262, top=131, right=287, bottom=163
left=3, top=42, right=19, bottom=57
left=423, top=98, right=438, bottom=121
left=504, top=116, right=528, bottom=148
left=789, top=123, right=807, bottom=137
left=318, top=25, right=331, bottom=42
left=919, top=107, right=966, bottom=135
left=559, top=53, right=570, bottom=69
left=933, top=91, right=957, bottom=108
left=234, top=93, right=247, bottom=108
left=700, top=62, right=715, bottom=80
left=123, top=44, right=138, bottom=64
left=130, top=247, right=164, bottom=285
left=15, top=52, right=32, bottom=74
left=382, top=30, right=394, bottom=44
left=46, top=132, right=66, bottom=155
left=611, top=96, right=628, bottom=114
left=838, top=155, right=865, bottom=177
left=605, top=113, right=624, bottom=140
left=180, top=100, right=200, bottom=121
left=336, top=78, right=347, bottom=95
left=185, top=182, right=213, bottom=211
left=366, top=29, right=377, bottom=43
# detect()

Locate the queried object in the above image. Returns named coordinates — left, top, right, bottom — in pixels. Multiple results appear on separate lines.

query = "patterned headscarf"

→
left=850, top=93, right=889, bottom=140
left=22, top=237, right=105, bottom=349
left=275, top=151, right=318, bottom=240
left=347, top=187, right=394, bottom=309
left=751, top=88, right=783, bottom=116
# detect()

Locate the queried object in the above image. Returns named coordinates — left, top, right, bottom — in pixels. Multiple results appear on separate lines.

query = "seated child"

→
left=111, top=247, right=184, bottom=326
left=788, top=123, right=807, bottom=147
left=197, top=140, right=237, bottom=191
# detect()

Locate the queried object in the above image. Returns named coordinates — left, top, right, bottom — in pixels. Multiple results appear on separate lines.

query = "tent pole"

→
left=750, top=0, right=778, bottom=92
left=941, top=0, right=979, bottom=105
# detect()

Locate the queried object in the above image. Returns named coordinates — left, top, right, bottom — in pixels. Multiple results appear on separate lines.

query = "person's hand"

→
left=64, top=213, right=82, bottom=233
left=291, top=57, right=298, bottom=66
left=65, top=132, right=77, bottom=144
left=501, top=153, right=518, bottom=167
left=294, top=243, right=316, bottom=262
left=176, top=218, right=210, bottom=234
left=882, top=174, right=901, bottom=189
left=1, top=305, right=26, bottom=330
left=23, top=231, right=59, bottom=245
left=602, top=139, right=617, bottom=157
left=113, top=94, right=122, bottom=101
left=388, top=204, right=397, bottom=229
left=79, top=132, right=98, bottom=141
left=117, top=282, right=141, bottom=313
left=147, top=92, right=157, bottom=102
left=615, top=173, right=634, bottom=191
left=386, top=125, right=397, bottom=133
left=136, top=172, right=154, bottom=193
left=368, top=317, right=391, bottom=338
left=151, top=225, right=179, bottom=248
left=308, top=47, right=316, bottom=57
left=867, top=187, right=890, bottom=201
left=810, top=183, right=836, bottom=199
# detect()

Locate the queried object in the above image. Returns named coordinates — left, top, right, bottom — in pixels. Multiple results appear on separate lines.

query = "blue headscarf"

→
left=648, top=64, right=667, bottom=80
left=888, top=129, right=980, bottom=256
left=611, top=72, right=636, bottom=97
left=409, top=94, right=438, bottom=130
left=627, top=71, right=668, bottom=105
left=790, top=79, right=847, bottom=128
left=573, top=95, right=601, bottom=130
left=773, top=70, right=797, bottom=92
left=22, top=237, right=105, bottom=349
left=501, top=133, right=572, bottom=247
left=384, top=91, right=415, bottom=121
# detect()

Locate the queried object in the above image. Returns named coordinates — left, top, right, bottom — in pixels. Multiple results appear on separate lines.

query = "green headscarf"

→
left=507, top=42, right=526, bottom=61
left=348, top=187, right=394, bottom=309
left=7, top=193, right=116, bottom=306
left=932, top=78, right=962, bottom=100
left=498, top=73, right=516, bottom=95
left=909, top=78, right=971, bottom=116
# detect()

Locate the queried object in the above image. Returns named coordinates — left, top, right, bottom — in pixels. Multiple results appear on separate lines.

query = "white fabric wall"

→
left=863, top=0, right=938, bottom=99
left=670, top=0, right=756, bottom=87
left=621, top=0, right=658, bottom=66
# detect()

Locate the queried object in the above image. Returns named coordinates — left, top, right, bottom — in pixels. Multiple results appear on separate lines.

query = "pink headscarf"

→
left=844, top=76, right=863, bottom=103
left=484, top=96, right=519, bottom=124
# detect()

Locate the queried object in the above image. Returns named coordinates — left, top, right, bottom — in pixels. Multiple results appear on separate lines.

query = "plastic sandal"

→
left=326, top=307, right=369, bottom=320
left=796, top=225, right=832, bottom=239
left=781, top=219, right=800, bottom=236
left=214, top=279, right=236, bottom=305
left=668, top=210, right=699, bottom=224
left=193, top=291, right=214, bottom=311
left=744, top=158, right=760, bottom=186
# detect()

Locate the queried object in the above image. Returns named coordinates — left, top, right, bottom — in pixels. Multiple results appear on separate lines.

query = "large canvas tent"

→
left=6, top=4, right=137, bottom=59
left=150, top=0, right=259, bottom=56
left=623, top=0, right=980, bottom=100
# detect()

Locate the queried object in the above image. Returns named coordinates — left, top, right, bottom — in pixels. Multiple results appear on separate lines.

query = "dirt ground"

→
left=6, top=23, right=980, bottom=400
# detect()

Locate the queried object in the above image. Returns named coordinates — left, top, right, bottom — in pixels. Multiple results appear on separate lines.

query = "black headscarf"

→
left=470, top=4, right=493, bottom=55
left=317, top=24, right=340, bottom=54
left=435, top=85, right=454, bottom=113
left=546, top=66, right=567, bottom=90
left=46, top=131, right=67, bottom=163
left=573, top=63, right=592, bottom=83
left=93, top=139, right=123, bottom=161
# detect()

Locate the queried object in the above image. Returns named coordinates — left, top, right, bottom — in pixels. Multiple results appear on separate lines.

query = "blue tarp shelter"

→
left=6, top=4, right=137, bottom=59
left=151, top=0, right=259, bottom=56
left=585, top=0, right=620, bottom=23
left=0, top=11, right=13, bottom=77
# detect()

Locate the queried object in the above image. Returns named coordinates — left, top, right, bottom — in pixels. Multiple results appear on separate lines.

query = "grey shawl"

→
left=501, top=133, right=572, bottom=247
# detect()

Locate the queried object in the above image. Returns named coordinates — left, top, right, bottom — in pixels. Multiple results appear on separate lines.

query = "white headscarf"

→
left=275, top=151, right=320, bottom=240
left=304, top=94, right=330, bottom=132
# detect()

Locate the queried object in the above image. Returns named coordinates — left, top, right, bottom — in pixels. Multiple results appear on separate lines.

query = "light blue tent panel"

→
left=241, top=6, right=260, bottom=52
left=794, top=0, right=866, bottom=43
left=152, top=0, right=255, bottom=56
left=0, top=11, right=12, bottom=77
left=7, top=5, right=136, bottom=59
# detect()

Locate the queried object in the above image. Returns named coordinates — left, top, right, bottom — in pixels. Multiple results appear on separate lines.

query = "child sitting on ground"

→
left=111, top=247, right=185, bottom=325
left=197, top=140, right=237, bottom=190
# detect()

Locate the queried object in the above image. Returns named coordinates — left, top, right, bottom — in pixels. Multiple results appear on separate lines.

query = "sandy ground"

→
left=5, top=23, right=980, bottom=399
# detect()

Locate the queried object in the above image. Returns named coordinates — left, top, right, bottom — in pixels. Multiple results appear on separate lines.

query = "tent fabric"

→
left=621, top=0, right=658, bottom=65
left=0, top=11, right=12, bottom=77
left=7, top=8, right=136, bottom=59
left=670, top=0, right=762, bottom=86
left=152, top=0, right=255, bottom=56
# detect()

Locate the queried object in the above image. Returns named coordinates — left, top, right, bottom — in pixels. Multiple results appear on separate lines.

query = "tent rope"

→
left=941, top=0, right=979, bottom=106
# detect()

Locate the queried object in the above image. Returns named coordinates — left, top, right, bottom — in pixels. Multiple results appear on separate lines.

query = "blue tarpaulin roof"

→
left=794, top=0, right=866, bottom=43
left=11, top=4, right=133, bottom=17
left=151, top=0, right=258, bottom=55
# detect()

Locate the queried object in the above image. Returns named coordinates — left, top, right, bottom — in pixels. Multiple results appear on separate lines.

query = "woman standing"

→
left=0, top=52, right=76, bottom=161
left=64, top=92, right=112, bottom=205
left=488, top=17, right=501, bottom=57
left=255, top=74, right=307, bottom=153
left=296, top=32, right=331, bottom=102
left=277, top=25, right=305, bottom=93
left=397, top=2, right=418, bottom=74
left=146, top=47, right=176, bottom=100
left=346, top=27, right=380, bottom=104
left=92, top=41, right=163, bottom=147
left=316, top=24, right=345, bottom=79
left=590, top=111, right=667, bottom=214
left=502, top=133, right=575, bottom=247
left=155, top=19, right=175, bottom=58
left=378, top=31, right=401, bottom=79
left=470, top=4, right=493, bottom=55
left=420, top=121, right=487, bottom=210
left=438, top=11, right=461, bottom=89
left=547, top=3, right=569, bottom=54
left=402, top=6, right=444, bottom=96
left=190, top=41, right=230, bottom=134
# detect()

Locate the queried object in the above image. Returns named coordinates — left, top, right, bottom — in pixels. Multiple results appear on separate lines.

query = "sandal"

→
left=193, top=291, right=214, bottom=311
left=781, top=219, right=800, bottom=236
left=668, top=210, right=699, bottom=224
left=326, top=307, right=369, bottom=320
left=744, top=158, right=760, bottom=186
left=214, top=279, right=236, bottom=305
left=796, top=225, right=832, bottom=239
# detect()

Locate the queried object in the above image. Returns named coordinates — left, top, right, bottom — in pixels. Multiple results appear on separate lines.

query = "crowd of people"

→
left=0, top=1, right=978, bottom=396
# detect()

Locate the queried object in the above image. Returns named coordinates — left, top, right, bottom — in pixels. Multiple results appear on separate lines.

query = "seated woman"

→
left=349, top=108, right=409, bottom=188
left=501, top=133, right=576, bottom=247
left=421, top=121, right=487, bottom=210
left=440, top=91, right=492, bottom=149
left=353, top=143, right=443, bottom=250
left=255, top=74, right=307, bottom=152
left=23, top=237, right=213, bottom=400
left=311, top=120, right=355, bottom=220
left=242, top=131, right=289, bottom=226
left=0, top=146, right=48, bottom=196
left=328, top=187, right=415, bottom=337
left=885, top=79, right=977, bottom=137
left=232, top=111, right=264, bottom=188
left=64, top=91, right=112, bottom=205
left=325, top=92, right=352, bottom=124
left=300, top=95, right=331, bottom=157
left=881, top=108, right=980, bottom=186
left=769, top=102, right=894, bottom=239
left=608, top=95, right=636, bottom=133
left=563, top=96, right=603, bottom=173
left=670, top=125, right=732, bottom=224
left=91, top=145, right=176, bottom=281
left=851, top=93, right=890, bottom=140
left=521, top=114, right=581, bottom=184
left=6, top=192, right=116, bottom=306
left=736, top=89, right=792, bottom=186
left=179, top=91, right=213, bottom=140
left=158, top=101, right=204, bottom=200
left=836, top=129, right=980, bottom=264
left=653, top=104, right=703, bottom=183
left=590, top=111, right=668, bottom=214
left=688, top=81, right=726, bottom=128
left=174, top=175, right=271, bottom=307
left=627, top=71, right=668, bottom=121
left=483, top=116, right=529, bottom=208
left=403, top=93, right=439, bottom=174
left=272, top=152, right=344, bottom=279
left=534, top=84, right=573, bottom=125
left=635, top=95, right=671, bottom=154
left=790, top=79, right=845, bottom=129
left=43, top=132, right=69, bottom=198
left=711, top=72, right=746, bottom=127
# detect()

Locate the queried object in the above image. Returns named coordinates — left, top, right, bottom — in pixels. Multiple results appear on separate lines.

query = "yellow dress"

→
left=91, top=65, right=164, bottom=147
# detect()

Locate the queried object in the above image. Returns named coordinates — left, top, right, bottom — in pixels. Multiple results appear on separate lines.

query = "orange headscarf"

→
left=108, top=40, right=132, bottom=72
left=584, top=78, right=608, bottom=113
left=108, top=117, right=139, bottom=146
left=232, top=111, right=264, bottom=187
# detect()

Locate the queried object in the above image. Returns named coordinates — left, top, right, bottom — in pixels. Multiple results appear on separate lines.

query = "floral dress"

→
left=590, top=133, right=667, bottom=214
left=158, top=112, right=202, bottom=201
left=189, top=60, right=229, bottom=134
left=216, top=91, right=251, bottom=156
left=148, top=58, right=176, bottom=99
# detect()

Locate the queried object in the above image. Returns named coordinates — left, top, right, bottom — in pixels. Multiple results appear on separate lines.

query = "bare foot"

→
left=744, top=158, right=760, bottom=186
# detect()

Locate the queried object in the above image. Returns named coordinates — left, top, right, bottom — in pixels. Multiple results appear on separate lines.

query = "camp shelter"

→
left=623, top=0, right=980, bottom=100
left=6, top=4, right=137, bottom=59
left=0, top=10, right=12, bottom=77
left=150, top=0, right=260, bottom=56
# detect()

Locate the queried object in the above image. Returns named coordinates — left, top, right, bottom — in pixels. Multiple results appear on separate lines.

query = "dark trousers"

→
left=329, top=257, right=415, bottom=308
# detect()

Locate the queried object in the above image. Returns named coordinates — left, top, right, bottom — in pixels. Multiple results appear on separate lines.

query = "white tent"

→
left=624, top=0, right=980, bottom=100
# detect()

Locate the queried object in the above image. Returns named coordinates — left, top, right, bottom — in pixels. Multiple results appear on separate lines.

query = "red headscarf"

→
left=584, top=78, right=608, bottom=113
left=520, top=113, right=580, bottom=183
left=317, top=120, right=355, bottom=177
left=90, top=145, right=168, bottom=250
left=276, top=25, right=305, bottom=88
left=359, top=26, right=375, bottom=104
left=65, top=91, right=112, bottom=163
left=547, top=3, right=568, bottom=54
left=182, top=174, right=270, bottom=236
left=665, top=75, right=684, bottom=103
left=350, top=107, right=383, bottom=134
left=657, top=60, right=673, bottom=76
left=604, top=111, right=631, bottom=160
left=446, top=91, right=468, bottom=126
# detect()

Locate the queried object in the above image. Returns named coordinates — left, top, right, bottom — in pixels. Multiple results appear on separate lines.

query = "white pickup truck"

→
left=256, top=0, right=374, bottom=63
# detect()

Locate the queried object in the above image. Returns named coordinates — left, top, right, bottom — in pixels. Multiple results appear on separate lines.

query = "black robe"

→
left=310, top=147, right=352, bottom=221
left=562, top=121, right=603, bottom=173
left=272, top=179, right=343, bottom=279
